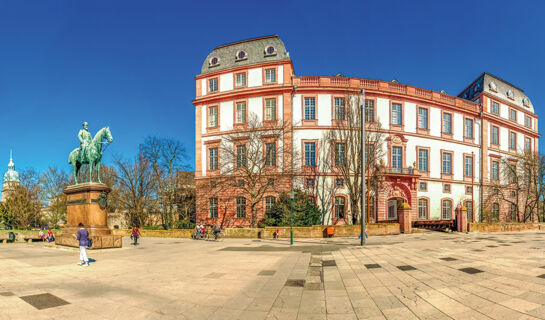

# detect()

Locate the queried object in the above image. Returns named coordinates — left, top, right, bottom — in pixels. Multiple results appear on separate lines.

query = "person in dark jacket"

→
left=76, top=222, right=89, bottom=267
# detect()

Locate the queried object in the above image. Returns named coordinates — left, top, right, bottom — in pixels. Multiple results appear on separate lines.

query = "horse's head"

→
left=103, top=126, right=114, bottom=143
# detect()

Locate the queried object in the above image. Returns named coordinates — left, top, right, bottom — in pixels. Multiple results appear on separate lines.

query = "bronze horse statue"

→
left=68, top=126, right=113, bottom=184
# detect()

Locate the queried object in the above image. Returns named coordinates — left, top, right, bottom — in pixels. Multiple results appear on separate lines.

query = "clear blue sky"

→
left=1, top=0, right=543, bottom=175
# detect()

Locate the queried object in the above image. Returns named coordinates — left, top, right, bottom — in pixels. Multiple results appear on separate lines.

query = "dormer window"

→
left=522, top=98, right=530, bottom=107
left=506, top=89, right=514, bottom=99
left=209, top=56, right=219, bottom=67
left=236, top=50, right=247, bottom=61
left=489, top=81, right=497, bottom=92
left=265, top=45, right=276, bottom=56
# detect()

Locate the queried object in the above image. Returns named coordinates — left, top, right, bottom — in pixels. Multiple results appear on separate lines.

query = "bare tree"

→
left=40, top=167, right=70, bottom=227
left=114, top=154, right=157, bottom=227
left=218, top=113, right=296, bottom=227
left=326, top=91, right=386, bottom=224
left=140, top=136, right=189, bottom=229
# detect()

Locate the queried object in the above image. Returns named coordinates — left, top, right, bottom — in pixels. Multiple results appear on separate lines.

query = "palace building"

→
left=193, top=35, right=539, bottom=227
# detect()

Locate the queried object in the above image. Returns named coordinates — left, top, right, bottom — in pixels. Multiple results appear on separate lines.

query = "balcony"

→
left=386, top=167, right=416, bottom=175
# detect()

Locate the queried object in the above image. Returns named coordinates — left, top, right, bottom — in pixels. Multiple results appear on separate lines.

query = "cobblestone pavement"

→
left=1, top=231, right=545, bottom=319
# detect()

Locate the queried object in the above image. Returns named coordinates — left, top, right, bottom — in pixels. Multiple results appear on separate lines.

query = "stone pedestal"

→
left=398, top=203, right=412, bottom=234
left=457, top=206, right=468, bottom=232
left=56, top=183, right=122, bottom=249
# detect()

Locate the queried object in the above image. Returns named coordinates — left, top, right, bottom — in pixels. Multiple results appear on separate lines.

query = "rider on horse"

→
left=78, top=122, right=92, bottom=163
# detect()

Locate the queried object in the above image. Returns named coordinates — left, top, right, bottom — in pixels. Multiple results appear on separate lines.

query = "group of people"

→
left=38, top=228, right=55, bottom=242
left=193, top=223, right=222, bottom=240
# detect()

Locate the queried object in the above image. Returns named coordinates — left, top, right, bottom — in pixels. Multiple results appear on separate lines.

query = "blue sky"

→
left=0, top=0, right=543, bottom=176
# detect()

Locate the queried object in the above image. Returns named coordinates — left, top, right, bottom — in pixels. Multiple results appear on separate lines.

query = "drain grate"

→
left=397, top=265, right=417, bottom=271
left=365, top=264, right=381, bottom=269
left=258, top=270, right=276, bottom=276
left=459, top=267, right=484, bottom=274
left=322, top=260, right=336, bottom=267
left=285, top=279, right=305, bottom=287
left=20, top=293, right=69, bottom=310
left=439, top=257, right=457, bottom=261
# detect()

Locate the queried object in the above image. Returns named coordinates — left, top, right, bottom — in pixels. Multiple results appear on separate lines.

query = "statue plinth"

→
left=55, top=183, right=122, bottom=249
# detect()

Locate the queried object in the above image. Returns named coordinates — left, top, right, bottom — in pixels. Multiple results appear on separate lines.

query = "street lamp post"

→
left=360, top=89, right=366, bottom=246
left=290, top=190, right=295, bottom=245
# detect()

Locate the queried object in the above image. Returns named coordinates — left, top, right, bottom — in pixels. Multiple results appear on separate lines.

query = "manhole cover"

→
left=285, top=279, right=305, bottom=287
left=397, top=265, right=416, bottom=271
left=459, top=267, right=483, bottom=274
left=439, top=257, right=457, bottom=261
left=20, top=293, right=69, bottom=310
left=258, top=270, right=276, bottom=276
left=365, top=264, right=381, bottom=269
left=322, top=260, right=336, bottom=267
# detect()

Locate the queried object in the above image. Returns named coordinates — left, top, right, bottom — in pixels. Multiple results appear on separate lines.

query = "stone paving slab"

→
left=1, top=232, right=545, bottom=319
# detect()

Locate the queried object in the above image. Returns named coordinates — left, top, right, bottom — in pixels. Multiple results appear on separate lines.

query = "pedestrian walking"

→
left=131, top=225, right=141, bottom=245
left=76, top=223, right=89, bottom=267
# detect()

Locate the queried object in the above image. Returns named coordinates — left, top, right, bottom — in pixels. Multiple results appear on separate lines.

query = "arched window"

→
left=442, top=200, right=452, bottom=220
left=334, top=197, right=345, bottom=219
left=418, top=199, right=428, bottom=220
left=265, top=196, right=275, bottom=215
left=492, top=203, right=499, bottom=221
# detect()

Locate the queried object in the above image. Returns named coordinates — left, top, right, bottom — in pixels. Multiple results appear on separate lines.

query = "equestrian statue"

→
left=68, top=122, right=114, bottom=184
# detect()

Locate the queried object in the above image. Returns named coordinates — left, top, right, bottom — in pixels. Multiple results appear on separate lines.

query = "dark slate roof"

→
left=458, top=72, right=534, bottom=113
left=200, top=35, right=290, bottom=75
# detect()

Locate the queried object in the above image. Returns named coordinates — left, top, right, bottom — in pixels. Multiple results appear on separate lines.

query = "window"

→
left=510, top=109, right=517, bottom=121
left=304, top=97, right=316, bottom=120
left=491, top=161, right=499, bottom=180
left=418, top=149, right=428, bottom=172
left=235, top=72, right=246, bottom=87
left=365, top=99, right=375, bottom=122
left=392, top=103, right=402, bottom=125
left=209, top=148, right=218, bottom=171
left=510, top=204, right=517, bottom=222
left=304, top=142, right=316, bottom=167
left=209, top=198, right=218, bottom=218
left=509, top=132, right=516, bottom=150
left=418, top=199, right=428, bottom=220
left=334, top=197, right=345, bottom=219
left=236, top=197, right=246, bottom=218
left=208, top=106, right=218, bottom=127
left=464, top=119, right=473, bottom=138
left=236, top=145, right=247, bottom=168
left=392, top=146, right=402, bottom=170
left=336, top=178, right=344, bottom=187
left=419, top=182, right=427, bottom=191
left=492, top=101, right=499, bottom=114
left=265, top=142, right=276, bottom=166
left=305, top=178, right=314, bottom=187
left=267, top=178, right=274, bottom=186
left=265, top=98, right=276, bottom=121
left=418, top=108, right=428, bottom=130
left=369, top=196, right=376, bottom=221
left=442, top=113, right=452, bottom=134
left=491, top=126, right=499, bottom=145
left=443, top=184, right=451, bottom=193
left=442, top=200, right=452, bottom=220
left=265, top=68, right=276, bottom=83
left=525, top=116, right=532, bottom=128
left=265, top=196, right=275, bottom=215
left=525, top=137, right=531, bottom=153
left=334, top=98, right=345, bottom=120
left=465, top=201, right=473, bottom=222
left=208, top=78, right=218, bottom=92
left=335, top=143, right=345, bottom=167
left=464, top=156, right=473, bottom=177
left=235, top=101, right=246, bottom=124
left=236, top=50, right=247, bottom=60
left=210, top=180, right=217, bottom=188
left=492, top=203, right=499, bottom=221
left=466, top=186, right=473, bottom=194
left=508, top=163, right=516, bottom=184
left=265, top=45, right=276, bottom=55
left=442, top=152, right=452, bottom=174
left=365, top=144, right=375, bottom=165
left=237, top=179, right=245, bottom=188
left=510, top=191, right=516, bottom=198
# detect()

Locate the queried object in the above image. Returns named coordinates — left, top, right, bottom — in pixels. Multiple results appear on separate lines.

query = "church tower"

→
left=2, top=151, right=20, bottom=202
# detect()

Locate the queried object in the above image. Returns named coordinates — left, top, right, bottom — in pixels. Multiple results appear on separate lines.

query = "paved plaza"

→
left=1, top=231, right=545, bottom=319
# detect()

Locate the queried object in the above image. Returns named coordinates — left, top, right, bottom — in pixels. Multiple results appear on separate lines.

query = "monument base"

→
left=55, top=233, right=122, bottom=249
left=56, top=183, right=122, bottom=249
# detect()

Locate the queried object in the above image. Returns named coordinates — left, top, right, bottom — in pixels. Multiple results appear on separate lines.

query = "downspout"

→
left=479, top=103, right=484, bottom=222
